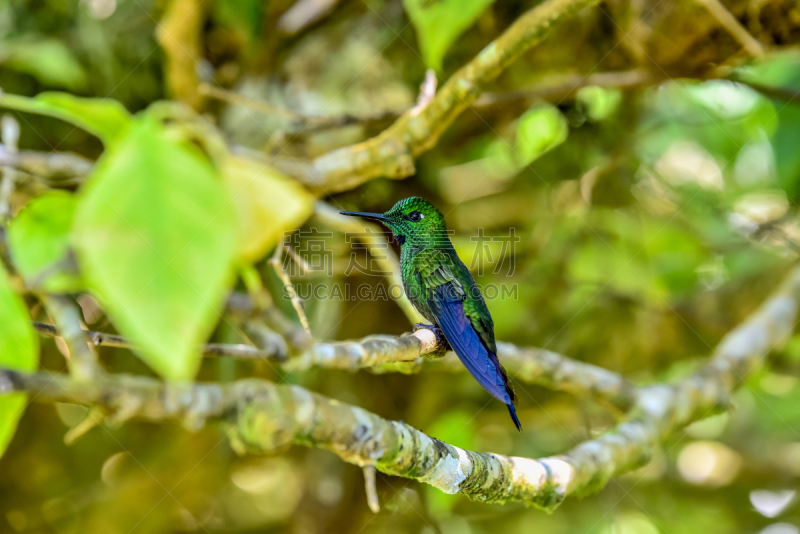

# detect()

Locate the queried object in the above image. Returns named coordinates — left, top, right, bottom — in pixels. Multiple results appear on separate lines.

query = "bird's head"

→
left=340, top=197, right=448, bottom=247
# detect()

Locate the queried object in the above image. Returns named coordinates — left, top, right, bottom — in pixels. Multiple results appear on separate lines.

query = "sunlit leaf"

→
left=403, top=0, right=496, bottom=71
left=735, top=49, right=800, bottom=91
left=515, top=104, right=569, bottom=166
left=7, top=191, right=82, bottom=292
left=222, top=156, right=314, bottom=262
left=577, top=86, right=622, bottom=122
left=0, top=264, right=39, bottom=457
left=732, top=53, right=800, bottom=198
left=0, top=92, right=130, bottom=144
left=71, top=117, right=239, bottom=380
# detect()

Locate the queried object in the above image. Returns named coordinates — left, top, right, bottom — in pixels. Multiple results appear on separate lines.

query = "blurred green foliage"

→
left=0, top=263, right=38, bottom=456
left=1, top=0, right=800, bottom=533
left=403, top=0, right=496, bottom=70
left=7, top=191, right=81, bottom=293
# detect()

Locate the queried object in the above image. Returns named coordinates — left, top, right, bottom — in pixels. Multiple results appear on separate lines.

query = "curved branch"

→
left=7, top=267, right=797, bottom=509
left=301, top=0, right=603, bottom=193
left=32, top=319, right=634, bottom=410
left=495, top=342, right=638, bottom=413
left=297, top=330, right=638, bottom=412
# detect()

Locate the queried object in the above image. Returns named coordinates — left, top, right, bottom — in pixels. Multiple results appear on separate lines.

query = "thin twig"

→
left=696, top=0, right=765, bottom=57
left=474, top=69, right=653, bottom=107
left=269, top=242, right=312, bottom=335
left=363, top=465, right=380, bottom=513
left=283, top=244, right=311, bottom=274
left=63, top=406, right=105, bottom=444
left=32, top=321, right=287, bottom=362
left=199, top=83, right=314, bottom=122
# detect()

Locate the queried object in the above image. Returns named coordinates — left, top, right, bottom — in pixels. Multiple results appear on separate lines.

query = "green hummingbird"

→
left=341, top=197, right=520, bottom=431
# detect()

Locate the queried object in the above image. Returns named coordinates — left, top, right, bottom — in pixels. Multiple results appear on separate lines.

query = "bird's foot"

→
left=413, top=323, right=451, bottom=353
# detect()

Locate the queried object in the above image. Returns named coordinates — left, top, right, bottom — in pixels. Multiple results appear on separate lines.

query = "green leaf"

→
left=7, top=191, right=82, bottom=292
left=735, top=49, right=800, bottom=90
left=1, top=38, right=89, bottom=91
left=212, top=0, right=263, bottom=44
left=71, top=118, right=239, bottom=380
left=771, top=103, right=800, bottom=198
left=403, top=0, right=496, bottom=71
left=0, top=92, right=131, bottom=144
left=577, top=86, right=622, bottom=122
left=222, top=156, right=314, bottom=262
left=515, top=104, right=569, bottom=166
left=0, top=264, right=39, bottom=457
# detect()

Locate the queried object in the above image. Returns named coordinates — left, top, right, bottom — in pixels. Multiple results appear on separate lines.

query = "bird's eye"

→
left=407, top=211, right=424, bottom=222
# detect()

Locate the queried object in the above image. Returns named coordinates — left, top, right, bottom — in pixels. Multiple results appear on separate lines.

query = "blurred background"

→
left=2, top=0, right=800, bottom=532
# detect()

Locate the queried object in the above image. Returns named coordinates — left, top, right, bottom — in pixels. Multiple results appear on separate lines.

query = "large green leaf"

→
left=0, top=92, right=130, bottom=144
left=0, top=264, right=39, bottom=457
left=7, top=191, right=82, bottom=292
left=71, top=118, right=239, bottom=380
left=403, top=0, right=496, bottom=71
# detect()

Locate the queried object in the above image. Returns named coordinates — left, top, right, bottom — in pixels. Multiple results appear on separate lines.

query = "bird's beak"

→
left=339, top=211, right=390, bottom=222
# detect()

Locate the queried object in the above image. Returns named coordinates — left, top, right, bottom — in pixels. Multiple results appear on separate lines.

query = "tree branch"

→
left=295, top=330, right=638, bottom=412
left=39, top=295, right=100, bottom=380
left=696, top=0, right=765, bottom=58
left=32, top=321, right=288, bottom=363
left=301, top=0, right=604, bottom=193
left=31, top=320, right=634, bottom=410
left=6, top=266, right=796, bottom=509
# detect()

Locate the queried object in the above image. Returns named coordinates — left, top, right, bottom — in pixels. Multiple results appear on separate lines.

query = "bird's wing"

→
left=416, top=253, right=512, bottom=404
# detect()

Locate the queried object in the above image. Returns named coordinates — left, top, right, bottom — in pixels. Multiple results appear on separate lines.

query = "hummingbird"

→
left=340, top=197, right=520, bottom=431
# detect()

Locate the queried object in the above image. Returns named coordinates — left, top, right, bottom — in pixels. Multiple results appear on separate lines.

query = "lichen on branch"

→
left=4, top=266, right=799, bottom=510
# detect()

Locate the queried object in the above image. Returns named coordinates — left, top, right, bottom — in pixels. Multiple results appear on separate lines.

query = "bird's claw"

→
left=413, top=323, right=451, bottom=353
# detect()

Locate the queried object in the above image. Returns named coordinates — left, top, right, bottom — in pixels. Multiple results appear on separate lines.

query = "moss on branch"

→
left=3, top=266, right=798, bottom=510
left=31, top=319, right=637, bottom=410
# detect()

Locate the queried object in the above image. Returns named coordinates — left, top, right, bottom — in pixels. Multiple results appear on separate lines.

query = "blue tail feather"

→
left=429, top=286, right=520, bottom=430
left=507, top=403, right=522, bottom=432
